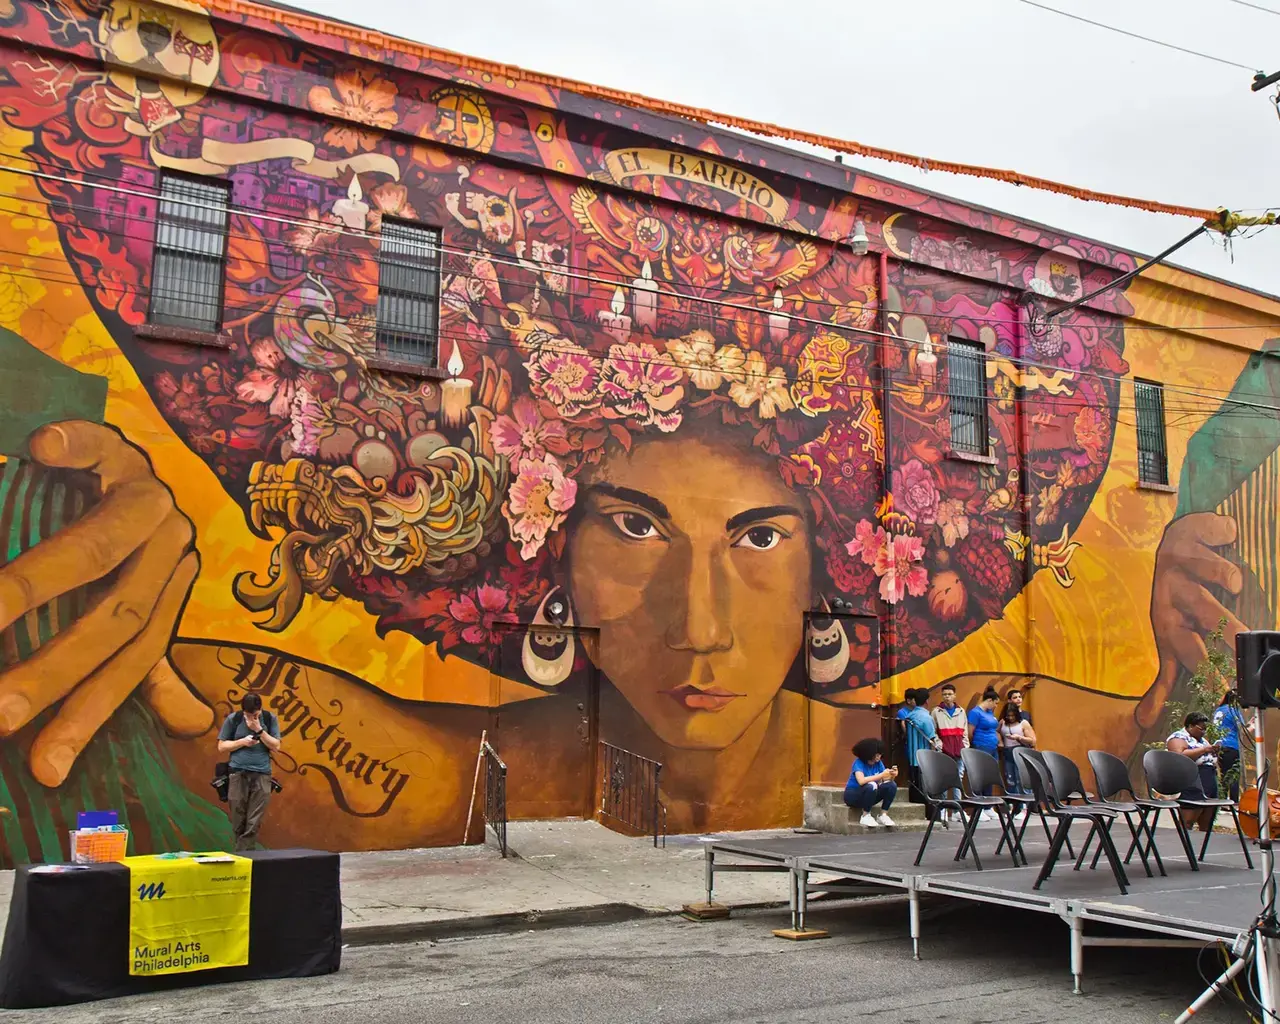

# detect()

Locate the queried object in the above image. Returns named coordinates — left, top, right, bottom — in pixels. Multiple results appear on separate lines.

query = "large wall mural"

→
left=0, top=0, right=1273, bottom=861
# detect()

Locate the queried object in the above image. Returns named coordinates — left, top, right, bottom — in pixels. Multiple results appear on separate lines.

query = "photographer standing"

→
left=217, top=694, right=282, bottom=851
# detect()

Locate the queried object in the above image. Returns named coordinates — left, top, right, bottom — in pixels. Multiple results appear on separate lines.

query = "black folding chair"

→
left=1135, top=750, right=1202, bottom=871
left=1143, top=749, right=1253, bottom=870
left=1023, top=758, right=1129, bottom=895
left=914, top=749, right=1005, bottom=870
left=1044, top=751, right=1155, bottom=879
left=958, top=748, right=1025, bottom=867
left=1010, top=747, right=1074, bottom=859
left=1088, top=749, right=1165, bottom=877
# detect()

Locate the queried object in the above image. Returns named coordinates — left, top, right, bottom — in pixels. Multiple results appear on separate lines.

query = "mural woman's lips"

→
left=660, top=684, right=745, bottom=712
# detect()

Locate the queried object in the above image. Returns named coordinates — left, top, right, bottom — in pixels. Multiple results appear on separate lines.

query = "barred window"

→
left=948, top=339, right=989, bottom=456
left=149, top=174, right=229, bottom=333
left=1135, top=379, right=1169, bottom=485
left=376, top=220, right=441, bottom=366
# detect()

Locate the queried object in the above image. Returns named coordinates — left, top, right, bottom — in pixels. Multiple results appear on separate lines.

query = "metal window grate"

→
left=1135, top=379, right=1169, bottom=485
left=149, top=174, right=229, bottom=333
left=948, top=339, right=989, bottom=456
left=376, top=220, right=441, bottom=366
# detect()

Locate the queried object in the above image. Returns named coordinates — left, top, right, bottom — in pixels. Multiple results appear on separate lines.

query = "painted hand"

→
left=1138, top=512, right=1246, bottom=729
left=0, top=421, right=211, bottom=786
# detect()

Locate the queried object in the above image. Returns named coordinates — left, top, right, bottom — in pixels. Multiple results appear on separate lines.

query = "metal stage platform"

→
left=702, top=825, right=1265, bottom=992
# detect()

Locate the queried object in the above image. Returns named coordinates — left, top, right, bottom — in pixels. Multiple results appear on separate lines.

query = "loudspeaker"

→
left=1236, top=630, right=1280, bottom=708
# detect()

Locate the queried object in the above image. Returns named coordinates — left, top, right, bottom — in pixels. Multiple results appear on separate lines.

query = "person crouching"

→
left=844, top=737, right=899, bottom=828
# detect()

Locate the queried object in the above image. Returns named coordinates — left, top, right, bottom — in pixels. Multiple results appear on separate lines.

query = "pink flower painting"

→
left=492, top=396, right=569, bottom=462
left=503, top=454, right=578, bottom=560
left=448, top=584, right=513, bottom=646
left=600, top=342, right=685, bottom=431
left=892, top=458, right=939, bottom=526
left=873, top=533, right=928, bottom=604
left=526, top=340, right=602, bottom=418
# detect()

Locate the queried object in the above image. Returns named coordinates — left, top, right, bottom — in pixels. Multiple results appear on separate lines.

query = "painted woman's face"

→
left=567, top=430, right=812, bottom=751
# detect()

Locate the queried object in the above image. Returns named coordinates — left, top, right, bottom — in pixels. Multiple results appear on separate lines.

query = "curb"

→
left=342, top=902, right=664, bottom=946
left=341, top=898, right=795, bottom=946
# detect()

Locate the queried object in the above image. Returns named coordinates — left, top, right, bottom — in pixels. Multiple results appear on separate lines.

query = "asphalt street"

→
left=3, top=899, right=1246, bottom=1023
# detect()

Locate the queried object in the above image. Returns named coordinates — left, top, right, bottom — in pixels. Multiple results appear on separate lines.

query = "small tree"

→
left=1148, top=620, right=1243, bottom=789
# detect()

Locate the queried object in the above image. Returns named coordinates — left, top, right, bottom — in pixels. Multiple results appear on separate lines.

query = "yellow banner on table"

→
left=125, top=854, right=252, bottom=976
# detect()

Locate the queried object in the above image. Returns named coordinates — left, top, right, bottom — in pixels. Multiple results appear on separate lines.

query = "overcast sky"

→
left=299, top=0, right=1280, bottom=297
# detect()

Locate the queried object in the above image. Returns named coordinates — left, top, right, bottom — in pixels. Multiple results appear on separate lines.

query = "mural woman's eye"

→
left=611, top=512, right=660, bottom=540
left=734, top=526, right=782, bottom=551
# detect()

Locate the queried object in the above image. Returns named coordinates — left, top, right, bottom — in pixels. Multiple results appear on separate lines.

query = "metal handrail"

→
left=599, top=741, right=666, bottom=847
left=481, top=740, right=508, bottom=858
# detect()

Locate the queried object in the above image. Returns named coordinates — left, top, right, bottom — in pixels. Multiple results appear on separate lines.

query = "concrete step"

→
left=802, top=784, right=930, bottom=834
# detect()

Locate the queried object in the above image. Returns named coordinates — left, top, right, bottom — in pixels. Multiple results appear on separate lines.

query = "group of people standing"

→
left=842, top=684, right=1037, bottom=827
left=844, top=683, right=1255, bottom=836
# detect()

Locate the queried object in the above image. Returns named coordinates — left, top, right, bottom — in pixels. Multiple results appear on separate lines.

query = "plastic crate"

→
left=69, top=827, right=129, bottom=864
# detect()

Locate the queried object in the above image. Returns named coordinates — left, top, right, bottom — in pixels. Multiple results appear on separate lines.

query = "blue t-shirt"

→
left=896, top=707, right=910, bottom=720
left=1213, top=705, right=1247, bottom=750
left=847, top=757, right=886, bottom=789
left=968, top=706, right=1000, bottom=752
left=902, top=707, right=938, bottom=767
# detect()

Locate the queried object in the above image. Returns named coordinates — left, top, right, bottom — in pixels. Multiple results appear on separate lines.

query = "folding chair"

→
left=958, top=748, right=1025, bottom=867
left=914, top=749, right=1004, bottom=870
left=1135, top=750, right=1202, bottom=872
left=1045, top=751, right=1155, bottom=879
left=1143, top=749, right=1253, bottom=870
left=1009, top=747, right=1074, bottom=860
left=1087, top=749, right=1165, bottom=877
left=1023, top=758, right=1129, bottom=895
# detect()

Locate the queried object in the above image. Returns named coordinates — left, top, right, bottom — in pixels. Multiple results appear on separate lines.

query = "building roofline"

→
left=220, top=0, right=1279, bottom=311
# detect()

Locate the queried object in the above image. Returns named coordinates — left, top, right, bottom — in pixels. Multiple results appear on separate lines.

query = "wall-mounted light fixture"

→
left=848, top=219, right=869, bottom=256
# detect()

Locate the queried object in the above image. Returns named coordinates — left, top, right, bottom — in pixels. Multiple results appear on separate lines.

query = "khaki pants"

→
left=228, top=771, right=273, bottom=852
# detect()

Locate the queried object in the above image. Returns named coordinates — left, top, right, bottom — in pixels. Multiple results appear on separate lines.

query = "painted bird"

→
left=272, top=273, right=369, bottom=371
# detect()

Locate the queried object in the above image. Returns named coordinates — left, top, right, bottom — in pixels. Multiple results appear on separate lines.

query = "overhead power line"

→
left=1013, top=0, right=1261, bottom=72
left=1226, top=0, right=1280, bottom=16
left=196, top=0, right=1228, bottom=221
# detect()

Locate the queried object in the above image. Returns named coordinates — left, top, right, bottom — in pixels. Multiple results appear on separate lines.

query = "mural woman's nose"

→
left=665, top=542, right=733, bottom=654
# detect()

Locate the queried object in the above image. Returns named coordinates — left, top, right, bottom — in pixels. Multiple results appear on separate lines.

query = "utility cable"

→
left=1013, top=0, right=1260, bottom=72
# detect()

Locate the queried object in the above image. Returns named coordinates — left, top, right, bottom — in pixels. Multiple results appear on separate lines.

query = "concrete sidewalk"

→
left=339, top=820, right=798, bottom=943
left=0, top=821, right=803, bottom=949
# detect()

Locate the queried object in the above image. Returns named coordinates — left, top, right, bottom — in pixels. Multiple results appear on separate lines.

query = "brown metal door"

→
left=489, top=626, right=597, bottom=820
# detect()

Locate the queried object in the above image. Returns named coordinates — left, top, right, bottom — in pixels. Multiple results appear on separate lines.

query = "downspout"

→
left=878, top=249, right=894, bottom=686
left=1013, top=301, right=1035, bottom=687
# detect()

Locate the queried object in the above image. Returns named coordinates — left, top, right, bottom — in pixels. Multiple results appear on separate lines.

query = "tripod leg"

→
left=1174, top=945, right=1254, bottom=1024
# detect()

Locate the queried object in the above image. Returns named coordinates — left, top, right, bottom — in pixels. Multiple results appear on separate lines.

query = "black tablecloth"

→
left=0, top=849, right=341, bottom=1008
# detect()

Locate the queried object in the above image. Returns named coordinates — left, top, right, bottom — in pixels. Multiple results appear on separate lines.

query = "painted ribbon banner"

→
left=596, top=148, right=786, bottom=223
left=126, top=854, right=251, bottom=976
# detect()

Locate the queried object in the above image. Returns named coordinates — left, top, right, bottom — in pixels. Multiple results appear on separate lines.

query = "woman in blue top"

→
left=844, top=736, right=899, bottom=829
left=901, top=688, right=939, bottom=804
left=1212, top=692, right=1251, bottom=802
left=967, top=687, right=1001, bottom=807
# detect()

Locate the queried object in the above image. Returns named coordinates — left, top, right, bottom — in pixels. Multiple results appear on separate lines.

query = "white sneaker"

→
left=859, top=812, right=881, bottom=828
left=876, top=812, right=896, bottom=827
left=980, top=809, right=996, bottom=822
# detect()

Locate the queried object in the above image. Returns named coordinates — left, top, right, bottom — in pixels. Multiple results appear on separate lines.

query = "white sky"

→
left=298, top=0, right=1280, bottom=297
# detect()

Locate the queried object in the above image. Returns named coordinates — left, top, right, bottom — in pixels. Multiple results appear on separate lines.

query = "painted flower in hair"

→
left=504, top=454, right=578, bottom=560
left=526, top=339, right=602, bottom=418
left=1036, top=483, right=1064, bottom=527
left=448, top=583, right=514, bottom=646
left=873, top=532, right=928, bottom=605
left=1073, top=406, right=1108, bottom=463
left=288, top=387, right=327, bottom=457
left=729, top=349, right=794, bottom=419
left=936, top=498, right=970, bottom=548
left=236, top=338, right=305, bottom=418
left=891, top=458, right=940, bottom=526
left=308, top=68, right=399, bottom=153
left=600, top=342, right=685, bottom=431
left=666, top=330, right=746, bottom=390
left=492, top=396, right=570, bottom=463
left=366, top=182, right=418, bottom=232
left=848, top=518, right=887, bottom=567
